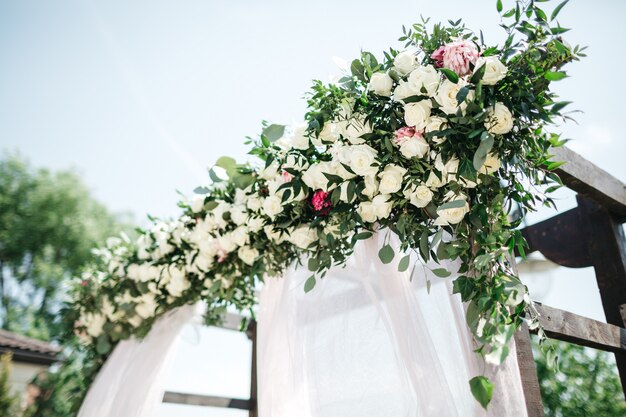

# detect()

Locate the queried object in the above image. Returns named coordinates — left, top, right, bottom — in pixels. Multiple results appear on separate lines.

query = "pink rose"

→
left=282, top=170, right=294, bottom=182
left=394, top=126, right=421, bottom=146
left=311, top=190, right=332, bottom=215
left=431, top=46, right=445, bottom=68
left=432, top=40, right=480, bottom=76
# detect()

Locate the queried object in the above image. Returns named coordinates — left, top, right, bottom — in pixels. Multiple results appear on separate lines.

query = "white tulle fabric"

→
left=77, top=303, right=202, bottom=417
left=257, top=233, right=528, bottom=417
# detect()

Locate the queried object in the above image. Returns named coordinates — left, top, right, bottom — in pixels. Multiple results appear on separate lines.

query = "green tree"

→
left=0, top=153, right=131, bottom=340
left=535, top=339, right=626, bottom=417
left=0, top=353, right=20, bottom=417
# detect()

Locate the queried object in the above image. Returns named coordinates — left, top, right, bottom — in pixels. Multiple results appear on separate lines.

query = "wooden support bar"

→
left=577, top=195, right=626, bottom=398
left=246, top=320, right=258, bottom=417
left=552, top=147, right=626, bottom=219
left=519, top=208, right=591, bottom=268
left=534, top=303, right=626, bottom=353
left=162, top=392, right=252, bottom=410
left=515, top=321, right=545, bottom=417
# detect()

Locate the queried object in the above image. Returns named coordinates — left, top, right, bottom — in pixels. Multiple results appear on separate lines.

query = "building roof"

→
left=0, top=329, right=60, bottom=365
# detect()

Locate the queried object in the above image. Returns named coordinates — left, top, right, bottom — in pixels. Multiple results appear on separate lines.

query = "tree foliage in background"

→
left=0, top=353, right=20, bottom=417
left=0, top=152, right=132, bottom=416
left=534, top=338, right=626, bottom=417
left=0, top=153, right=130, bottom=340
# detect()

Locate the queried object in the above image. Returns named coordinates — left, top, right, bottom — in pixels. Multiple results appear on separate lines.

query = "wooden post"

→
left=246, top=320, right=258, bottom=417
left=514, top=322, right=545, bottom=417
left=577, top=195, right=626, bottom=398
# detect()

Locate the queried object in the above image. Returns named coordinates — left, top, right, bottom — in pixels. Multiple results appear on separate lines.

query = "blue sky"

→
left=1, top=0, right=625, bottom=415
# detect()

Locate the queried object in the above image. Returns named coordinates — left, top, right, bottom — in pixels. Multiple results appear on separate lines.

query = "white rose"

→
left=475, top=56, right=507, bottom=86
left=289, top=226, right=318, bottom=249
left=399, top=135, right=429, bottom=159
left=368, top=72, right=393, bottom=96
left=394, top=50, right=417, bottom=75
left=480, top=153, right=501, bottom=174
left=404, top=184, right=433, bottom=208
left=425, top=170, right=445, bottom=188
left=318, top=121, right=339, bottom=143
left=378, top=164, right=407, bottom=194
left=217, top=233, right=237, bottom=253
left=85, top=313, right=106, bottom=337
left=165, top=266, right=190, bottom=297
left=357, top=201, right=377, bottom=223
left=341, top=115, right=372, bottom=144
left=404, top=100, right=432, bottom=130
left=283, top=153, right=310, bottom=172
left=444, top=157, right=460, bottom=183
left=230, top=226, right=249, bottom=247
left=289, top=123, right=311, bottom=150
left=302, top=163, right=329, bottom=191
left=135, top=294, right=158, bottom=319
left=485, top=102, right=514, bottom=135
left=339, top=181, right=357, bottom=203
left=262, top=195, right=284, bottom=219
left=436, top=79, right=474, bottom=115
left=238, top=246, right=259, bottom=266
left=264, top=225, right=287, bottom=244
left=425, top=116, right=448, bottom=144
left=195, top=253, right=214, bottom=271
left=348, top=144, right=378, bottom=177
left=372, top=194, right=393, bottom=219
left=248, top=216, right=265, bottom=233
left=362, top=175, right=379, bottom=199
left=230, top=205, right=248, bottom=226
left=260, top=160, right=280, bottom=180
left=407, top=65, right=440, bottom=97
left=393, top=80, right=419, bottom=103
left=190, top=194, right=206, bottom=213
left=247, top=195, right=263, bottom=212
left=436, top=201, right=470, bottom=225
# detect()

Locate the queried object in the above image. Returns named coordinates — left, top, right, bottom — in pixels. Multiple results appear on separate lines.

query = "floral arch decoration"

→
left=69, top=0, right=582, bottom=408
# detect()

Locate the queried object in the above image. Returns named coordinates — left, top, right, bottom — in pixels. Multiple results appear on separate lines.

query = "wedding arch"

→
left=66, top=1, right=626, bottom=416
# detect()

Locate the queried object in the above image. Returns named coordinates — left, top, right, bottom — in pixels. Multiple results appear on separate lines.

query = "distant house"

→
left=0, top=330, right=60, bottom=406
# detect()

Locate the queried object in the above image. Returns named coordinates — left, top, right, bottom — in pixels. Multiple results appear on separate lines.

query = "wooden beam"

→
left=162, top=392, right=252, bottom=410
left=246, top=320, right=258, bottom=417
left=533, top=303, right=626, bottom=353
left=552, top=147, right=626, bottom=219
left=515, top=321, right=545, bottom=417
left=519, top=208, right=591, bottom=268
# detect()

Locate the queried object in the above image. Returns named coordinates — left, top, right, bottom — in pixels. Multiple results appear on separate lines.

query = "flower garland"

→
left=68, top=0, right=584, bottom=408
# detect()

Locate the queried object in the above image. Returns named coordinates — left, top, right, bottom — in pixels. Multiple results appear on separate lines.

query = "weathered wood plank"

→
left=162, top=392, right=252, bottom=410
left=515, top=321, right=545, bottom=417
left=247, top=320, right=258, bottom=417
left=534, top=303, right=626, bottom=353
left=552, top=146, right=626, bottom=219
left=519, top=208, right=591, bottom=268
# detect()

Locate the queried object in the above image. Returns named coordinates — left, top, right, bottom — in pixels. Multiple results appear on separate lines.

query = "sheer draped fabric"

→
left=77, top=303, right=202, bottom=417
left=257, top=233, right=528, bottom=417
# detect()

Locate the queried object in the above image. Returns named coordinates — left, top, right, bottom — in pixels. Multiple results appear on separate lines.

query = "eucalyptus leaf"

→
left=432, top=268, right=452, bottom=278
left=398, top=254, right=411, bottom=272
left=304, top=276, right=316, bottom=293
left=262, top=124, right=286, bottom=142
left=378, top=244, right=395, bottom=264
left=473, top=135, right=494, bottom=170
left=469, top=376, right=494, bottom=409
left=437, top=199, right=466, bottom=211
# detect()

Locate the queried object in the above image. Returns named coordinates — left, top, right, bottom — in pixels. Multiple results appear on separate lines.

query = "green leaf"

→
left=470, top=64, right=486, bottom=85
left=469, top=376, right=494, bottom=409
left=473, top=134, right=494, bottom=170
left=419, top=230, right=430, bottom=261
left=439, top=68, right=459, bottom=84
left=544, top=71, right=567, bottom=81
left=215, top=156, right=236, bottom=171
left=496, top=0, right=503, bottom=12
left=432, top=268, right=451, bottom=278
left=96, top=335, right=111, bottom=355
left=304, top=276, right=316, bottom=293
left=262, top=124, right=286, bottom=142
left=437, top=199, right=466, bottom=211
left=355, top=231, right=373, bottom=241
left=308, top=257, right=320, bottom=272
left=550, top=0, right=569, bottom=21
left=208, top=167, right=224, bottom=183
left=398, top=255, right=410, bottom=272
left=378, top=244, right=395, bottom=264
left=455, top=85, right=470, bottom=104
